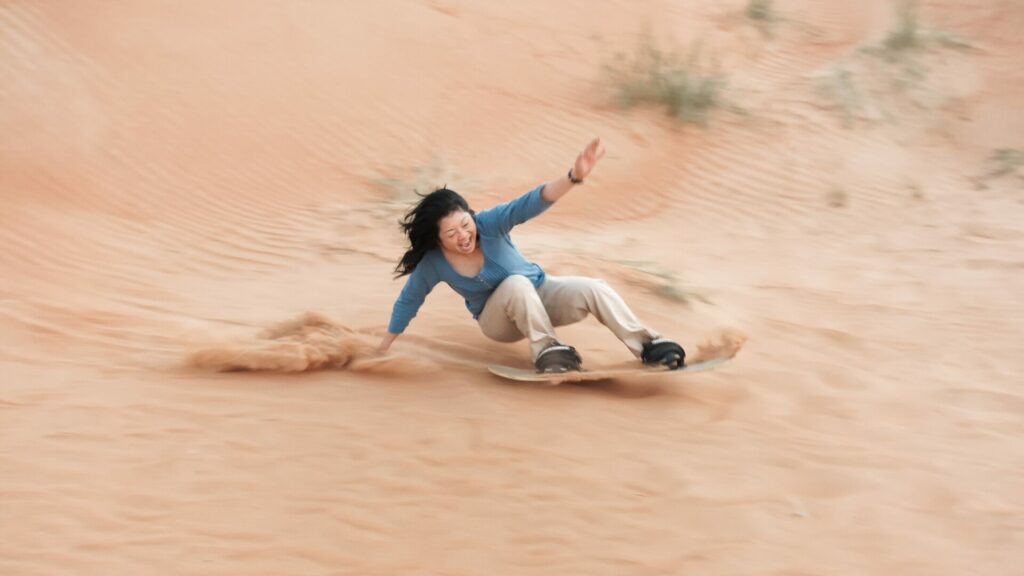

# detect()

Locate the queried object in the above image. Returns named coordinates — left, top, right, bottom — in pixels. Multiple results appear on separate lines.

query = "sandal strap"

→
left=537, top=343, right=578, bottom=359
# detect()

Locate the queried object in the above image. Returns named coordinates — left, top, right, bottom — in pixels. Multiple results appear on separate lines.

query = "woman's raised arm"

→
left=540, top=137, right=606, bottom=203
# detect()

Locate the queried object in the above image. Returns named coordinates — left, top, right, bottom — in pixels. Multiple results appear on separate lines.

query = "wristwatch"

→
left=568, top=168, right=584, bottom=184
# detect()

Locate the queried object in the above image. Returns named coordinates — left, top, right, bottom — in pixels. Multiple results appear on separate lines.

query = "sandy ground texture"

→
left=2, top=1, right=1023, bottom=574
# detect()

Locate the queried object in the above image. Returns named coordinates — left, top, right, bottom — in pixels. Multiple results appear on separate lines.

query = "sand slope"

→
left=2, top=0, right=1023, bottom=574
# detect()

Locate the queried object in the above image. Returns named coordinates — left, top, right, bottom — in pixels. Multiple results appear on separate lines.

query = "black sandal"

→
left=641, top=338, right=686, bottom=370
left=534, top=342, right=582, bottom=373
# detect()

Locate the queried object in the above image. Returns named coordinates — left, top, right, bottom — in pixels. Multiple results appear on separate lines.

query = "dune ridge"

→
left=2, top=0, right=1022, bottom=574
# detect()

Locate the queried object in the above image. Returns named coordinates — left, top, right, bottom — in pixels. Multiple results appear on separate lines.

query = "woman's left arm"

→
left=541, top=137, right=606, bottom=203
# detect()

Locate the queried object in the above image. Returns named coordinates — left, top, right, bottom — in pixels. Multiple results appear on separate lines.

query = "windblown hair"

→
left=394, top=187, right=474, bottom=277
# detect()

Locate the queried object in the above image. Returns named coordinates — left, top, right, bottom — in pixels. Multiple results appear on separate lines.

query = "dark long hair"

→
left=394, top=187, right=474, bottom=277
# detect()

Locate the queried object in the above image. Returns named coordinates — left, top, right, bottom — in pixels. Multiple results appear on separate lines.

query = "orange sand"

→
left=2, top=1, right=1023, bottom=574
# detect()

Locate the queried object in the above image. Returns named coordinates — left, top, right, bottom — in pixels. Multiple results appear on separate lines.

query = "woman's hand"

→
left=376, top=332, right=398, bottom=356
left=572, top=137, right=606, bottom=181
left=541, top=138, right=607, bottom=203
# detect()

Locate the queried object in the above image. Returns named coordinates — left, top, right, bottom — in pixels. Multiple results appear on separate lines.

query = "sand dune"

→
left=2, top=0, right=1023, bottom=574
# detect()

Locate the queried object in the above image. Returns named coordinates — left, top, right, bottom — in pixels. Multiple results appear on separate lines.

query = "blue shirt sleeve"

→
left=475, top=184, right=554, bottom=237
left=387, top=258, right=439, bottom=334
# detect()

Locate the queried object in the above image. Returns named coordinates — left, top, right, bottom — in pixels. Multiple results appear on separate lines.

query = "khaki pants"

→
left=477, top=275, right=660, bottom=360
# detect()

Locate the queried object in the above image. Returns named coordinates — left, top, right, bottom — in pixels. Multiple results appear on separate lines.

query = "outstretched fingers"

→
left=573, top=137, right=606, bottom=180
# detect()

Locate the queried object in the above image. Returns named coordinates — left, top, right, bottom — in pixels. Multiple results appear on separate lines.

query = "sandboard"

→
left=488, top=355, right=733, bottom=384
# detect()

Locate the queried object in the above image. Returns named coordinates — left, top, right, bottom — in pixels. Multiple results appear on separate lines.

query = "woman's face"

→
left=437, top=209, right=477, bottom=255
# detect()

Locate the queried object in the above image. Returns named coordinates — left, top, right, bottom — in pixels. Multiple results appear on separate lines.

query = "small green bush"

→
left=606, top=36, right=726, bottom=126
left=746, top=0, right=774, bottom=22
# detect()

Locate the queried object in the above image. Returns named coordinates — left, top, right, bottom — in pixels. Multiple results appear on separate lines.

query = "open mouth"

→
left=459, top=238, right=473, bottom=251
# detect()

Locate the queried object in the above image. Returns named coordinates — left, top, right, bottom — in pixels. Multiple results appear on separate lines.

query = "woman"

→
left=376, top=138, right=685, bottom=373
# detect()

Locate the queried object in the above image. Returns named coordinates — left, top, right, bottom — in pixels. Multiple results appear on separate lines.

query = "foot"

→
left=641, top=338, right=686, bottom=370
left=534, top=341, right=583, bottom=373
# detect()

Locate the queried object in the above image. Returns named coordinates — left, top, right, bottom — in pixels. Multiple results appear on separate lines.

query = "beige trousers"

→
left=477, top=275, right=660, bottom=360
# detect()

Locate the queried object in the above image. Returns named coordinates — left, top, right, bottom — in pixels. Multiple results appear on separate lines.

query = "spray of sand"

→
left=690, top=328, right=749, bottom=364
left=187, top=312, right=437, bottom=375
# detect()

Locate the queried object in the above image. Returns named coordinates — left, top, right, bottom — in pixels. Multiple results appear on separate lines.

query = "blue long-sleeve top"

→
left=387, top=184, right=554, bottom=334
